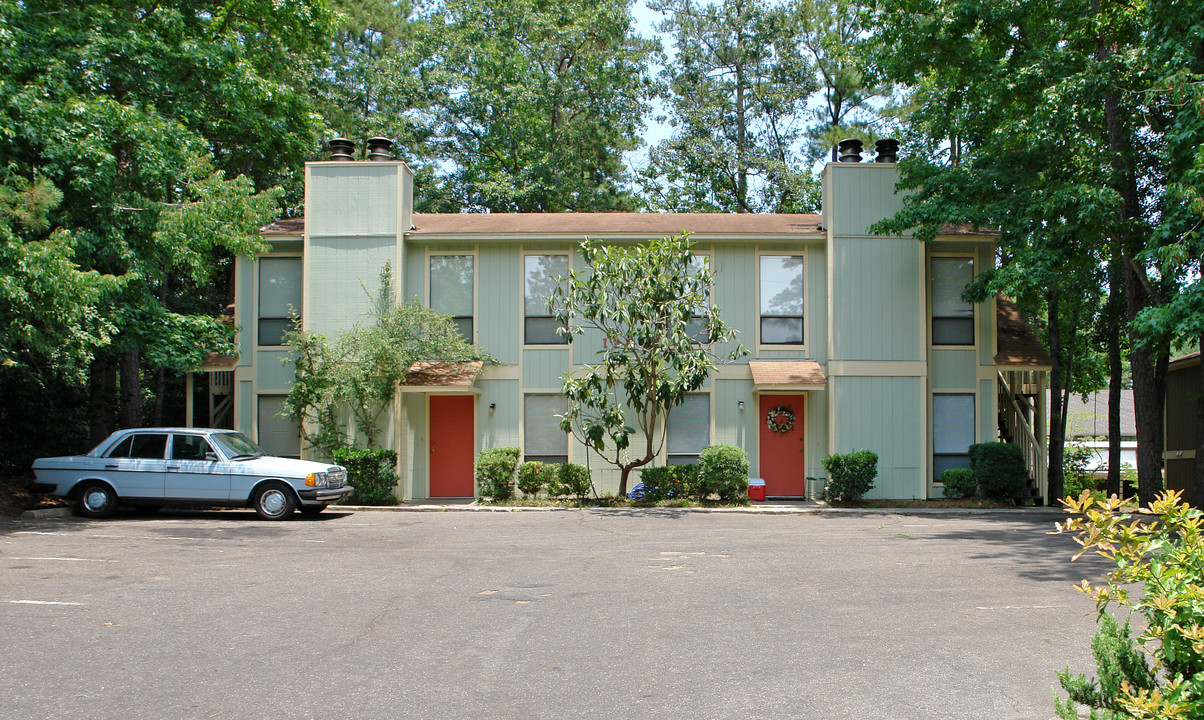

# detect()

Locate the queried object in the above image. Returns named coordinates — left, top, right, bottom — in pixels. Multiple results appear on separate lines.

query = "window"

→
left=685, top=254, right=709, bottom=343
left=933, top=393, right=975, bottom=481
left=760, top=255, right=804, bottom=345
left=430, top=255, right=474, bottom=340
left=524, top=394, right=568, bottom=464
left=257, top=396, right=300, bottom=459
left=666, top=394, right=710, bottom=465
left=171, top=435, right=216, bottom=461
left=106, top=433, right=168, bottom=459
left=525, top=255, right=569, bottom=344
left=931, top=257, right=975, bottom=345
left=258, top=257, right=302, bottom=346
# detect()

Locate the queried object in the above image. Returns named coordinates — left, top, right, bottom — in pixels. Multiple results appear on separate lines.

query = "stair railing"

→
left=997, top=370, right=1047, bottom=502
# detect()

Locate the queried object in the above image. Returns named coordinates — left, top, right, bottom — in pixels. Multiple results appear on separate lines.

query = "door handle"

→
left=105, top=464, right=118, bottom=469
left=167, top=465, right=181, bottom=470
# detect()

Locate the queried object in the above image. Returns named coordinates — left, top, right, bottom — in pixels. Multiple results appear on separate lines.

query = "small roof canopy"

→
left=749, top=360, right=827, bottom=391
left=995, top=297, right=1054, bottom=369
left=398, top=361, right=484, bottom=393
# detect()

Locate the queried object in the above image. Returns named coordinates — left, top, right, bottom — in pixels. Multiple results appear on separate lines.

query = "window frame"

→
left=256, top=254, right=303, bottom=349
left=664, top=393, right=712, bottom=466
left=757, top=251, right=807, bottom=349
left=929, top=253, right=977, bottom=348
left=931, top=391, right=977, bottom=484
left=522, top=393, right=570, bottom=465
left=522, top=253, right=570, bottom=347
left=257, top=394, right=301, bottom=459
left=427, top=251, right=477, bottom=343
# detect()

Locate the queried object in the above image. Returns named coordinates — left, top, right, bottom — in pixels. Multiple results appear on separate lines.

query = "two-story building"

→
left=192, top=140, right=1052, bottom=501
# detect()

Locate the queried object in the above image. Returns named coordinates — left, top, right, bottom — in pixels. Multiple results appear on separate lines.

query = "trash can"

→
left=748, top=478, right=766, bottom=502
left=805, top=477, right=826, bottom=500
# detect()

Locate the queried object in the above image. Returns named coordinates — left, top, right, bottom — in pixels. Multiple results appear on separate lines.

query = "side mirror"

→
left=204, top=452, right=219, bottom=462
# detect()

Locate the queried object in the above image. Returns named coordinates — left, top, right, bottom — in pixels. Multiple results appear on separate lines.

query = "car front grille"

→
left=327, top=468, right=346, bottom=489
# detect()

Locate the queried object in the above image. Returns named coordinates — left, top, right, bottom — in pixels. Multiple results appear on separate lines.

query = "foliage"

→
left=283, top=265, right=490, bottom=453
left=330, top=447, right=399, bottom=506
left=940, top=468, right=977, bottom=499
left=1056, top=613, right=1153, bottom=719
left=517, top=461, right=557, bottom=498
left=638, top=465, right=697, bottom=502
left=1064, top=441, right=1104, bottom=501
left=696, top=444, right=750, bottom=502
left=821, top=449, right=878, bottom=502
left=1053, top=491, right=1204, bottom=719
left=476, top=447, right=520, bottom=501
left=420, top=0, right=655, bottom=212
left=550, top=234, right=747, bottom=495
left=968, top=442, right=1027, bottom=499
left=643, top=0, right=818, bottom=213
left=549, top=463, right=593, bottom=502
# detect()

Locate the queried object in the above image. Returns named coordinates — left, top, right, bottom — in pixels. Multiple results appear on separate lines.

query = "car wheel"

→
left=299, top=504, right=327, bottom=516
left=75, top=482, right=117, bottom=519
left=253, top=483, right=295, bottom=520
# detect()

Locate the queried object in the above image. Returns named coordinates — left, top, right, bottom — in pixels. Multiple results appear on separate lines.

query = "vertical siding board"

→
left=255, top=350, right=295, bottom=391
left=478, top=245, right=519, bottom=364
left=523, top=349, right=571, bottom=388
left=308, top=165, right=397, bottom=237
left=238, top=257, right=253, bottom=363
left=307, top=235, right=396, bottom=337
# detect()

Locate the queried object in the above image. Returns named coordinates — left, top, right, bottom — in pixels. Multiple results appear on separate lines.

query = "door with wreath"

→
left=758, top=394, right=806, bottom=496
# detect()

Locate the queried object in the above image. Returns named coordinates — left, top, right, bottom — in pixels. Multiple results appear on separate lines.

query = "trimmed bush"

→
left=969, top=442, right=1027, bottom=499
left=331, top=447, right=399, bottom=505
left=940, top=468, right=978, bottom=499
left=550, top=463, right=592, bottom=501
left=638, top=465, right=696, bottom=502
left=697, top=445, right=750, bottom=502
left=476, top=447, right=520, bottom=501
left=517, top=461, right=557, bottom=497
left=822, top=450, right=878, bottom=502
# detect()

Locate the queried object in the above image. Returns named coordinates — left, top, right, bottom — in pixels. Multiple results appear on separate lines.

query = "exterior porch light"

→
left=738, top=401, right=745, bottom=410
left=489, top=402, right=496, bottom=413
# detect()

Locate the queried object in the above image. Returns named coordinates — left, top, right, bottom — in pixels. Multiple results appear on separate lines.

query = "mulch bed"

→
left=0, top=474, right=68, bottom=519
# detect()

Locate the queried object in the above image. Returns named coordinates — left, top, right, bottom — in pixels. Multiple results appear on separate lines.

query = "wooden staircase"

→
left=997, top=370, right=1047, bottom=505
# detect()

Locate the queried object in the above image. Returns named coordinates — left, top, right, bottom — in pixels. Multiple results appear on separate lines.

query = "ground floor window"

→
left=257, top=395, right=301, bottom=459
left=666, top=394, right=710, bottom=465
left=933, top=393, right=975, bottom=481
left=524, top=394, right=568, bottom=464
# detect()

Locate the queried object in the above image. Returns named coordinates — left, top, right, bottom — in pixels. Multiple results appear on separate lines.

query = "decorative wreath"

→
left=766, top=405, right=795, bottom=434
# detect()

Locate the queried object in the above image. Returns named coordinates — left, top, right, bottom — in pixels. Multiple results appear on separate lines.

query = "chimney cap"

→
left=367, top=137, right=394, bottom=161
left=874, top=138, right=900, bottom=163
left=837, top=138, right=864, bottom=163
left=328, top=137, right=356, bottom=161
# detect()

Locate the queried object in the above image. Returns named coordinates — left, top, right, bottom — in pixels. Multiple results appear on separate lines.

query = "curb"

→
left=337, top=503, right=1067, bottom=517
left=20, top=507, right=74, bottom=519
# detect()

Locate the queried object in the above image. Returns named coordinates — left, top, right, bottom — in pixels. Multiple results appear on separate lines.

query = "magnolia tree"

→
left=549, top=234, right=748, bottom=495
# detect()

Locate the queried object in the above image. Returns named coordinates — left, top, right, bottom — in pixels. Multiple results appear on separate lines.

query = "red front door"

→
left=429, top=395, right=475, bottom=497
left=759, top=394, right=806, bottom=497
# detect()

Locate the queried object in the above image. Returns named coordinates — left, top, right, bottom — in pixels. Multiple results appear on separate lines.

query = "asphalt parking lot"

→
left=1, top=508, right=1108, bottom=720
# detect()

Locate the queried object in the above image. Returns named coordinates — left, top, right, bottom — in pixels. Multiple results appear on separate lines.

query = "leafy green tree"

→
left=549, top=234, right=748, bottom=495
left=420, top=0, right=656, bottom=212
left=283, top=267, right=491, bottom=453
left=644, top=0, right=818, bottom=213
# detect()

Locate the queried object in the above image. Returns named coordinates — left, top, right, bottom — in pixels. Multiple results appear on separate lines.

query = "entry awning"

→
left=749, top=360, right=827, bottom=391
left=399, top=360, right=484, bottom=394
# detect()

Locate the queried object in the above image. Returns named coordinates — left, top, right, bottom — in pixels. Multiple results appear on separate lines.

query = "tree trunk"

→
left=151, top=366, right=166, bottom=426
left=88, top=357, right=117, bottom=445
left=119, top=348, right=142, bottom=428
left=1106, top=248, right=1123, bottom=497
left=1046, top=291, right=1065, bottom=501
left=1193, top=334, right=1204, bottom=507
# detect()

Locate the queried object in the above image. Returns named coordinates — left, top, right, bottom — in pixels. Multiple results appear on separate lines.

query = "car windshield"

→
left=211, top=432, right=266, bottom=460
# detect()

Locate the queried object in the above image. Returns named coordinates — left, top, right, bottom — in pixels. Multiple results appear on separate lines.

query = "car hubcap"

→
left=84, top=489, right=108, bottom=512
left=260, top=489, right=286, bottom=516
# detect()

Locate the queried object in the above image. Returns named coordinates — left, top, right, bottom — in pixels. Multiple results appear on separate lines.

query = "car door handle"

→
left=105, top=464, right=119, bottom=469
left=167, top=465, right=181, bottom=470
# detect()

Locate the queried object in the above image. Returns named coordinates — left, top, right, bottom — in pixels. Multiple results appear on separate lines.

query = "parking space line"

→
left=4, top=600, right=85, bottom=606
left=9, top=557, right=116, bottom=563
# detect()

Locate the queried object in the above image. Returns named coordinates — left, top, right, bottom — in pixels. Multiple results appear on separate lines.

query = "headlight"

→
left=305, top=472, right=328, bottom=488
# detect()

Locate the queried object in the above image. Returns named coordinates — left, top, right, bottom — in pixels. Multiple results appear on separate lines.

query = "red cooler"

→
left=748, top=478, right=766, bottom=502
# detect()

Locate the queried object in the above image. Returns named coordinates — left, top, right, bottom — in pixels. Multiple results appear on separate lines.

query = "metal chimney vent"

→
left=367, top=137, right=394, bottom=162
left=874, top=139, right=899, bottom=163
left=328, top=138, right=355, bottom=161
left=837, top=138, right=863, bottom=163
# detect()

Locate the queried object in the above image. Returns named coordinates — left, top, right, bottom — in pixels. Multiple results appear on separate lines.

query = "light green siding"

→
left=713, top=246, right=755, bottom=360
left=831, top=376, right=924, bottom=498
left=980, top=379, right=995, bottom=443
left=254, top=350, right=295, bottom=391
left=237, top=381, right=253, bottom=436
left=237, top=258, right=253, bottom=364
left=478, top=380, right=520, bottom=451
left=307, top=235, right=396, bottom=336
left=307, top=165, right=398, bottom=237
left=523, top=349, right=570, bottom=388
left=478, top=245, right=520, bottom=364
left=831, top=237, right=923, bottom=361
left=931, top=349, right=977, bottom=389
left=824, top=164, right=909, bottom=237
left=398, top=393, right=425, bottom=499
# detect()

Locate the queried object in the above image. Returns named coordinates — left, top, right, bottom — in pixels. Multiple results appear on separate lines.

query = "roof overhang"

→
left=398, top=360, right=484, bottom=394
left=201, top=353, right=238, bottom=372
left=749, top=360, right=827, bottom=391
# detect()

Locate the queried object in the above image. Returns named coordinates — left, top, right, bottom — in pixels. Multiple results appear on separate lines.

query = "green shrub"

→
left=969, top=442, right=1027, bottom=499
left=940, top=468, right=978, bottom=499
left=517, top=461, right=557, bottom=497
left=822, top=450, right=878, bottom=502
left=330, top=447, right=399, bottom=505
left=697, top=445, right=749, bottom=502
left=476, top=447, right=520, bottom=501
left=1053, top=492, right=1198, bottom=718
left=638, top=465, right=696, bottom=502
left=550, top=463, right=592, bottom=501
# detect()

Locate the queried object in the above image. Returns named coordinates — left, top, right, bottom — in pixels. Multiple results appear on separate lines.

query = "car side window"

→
left=171, top=435, right=214, bottom=461
left=105, top=436, right=133, bottom=458
left=128, top=434, right=168, bottom=460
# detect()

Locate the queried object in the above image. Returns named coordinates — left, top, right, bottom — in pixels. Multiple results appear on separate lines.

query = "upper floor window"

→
left=931, top=257, right=975, bottom=346
left=430, top=255, right=474, bottom=340
left=685, top=254, right=709, bottom=343
left=258, top=257, right=302, bottom=346
left=525, top=255, right=569, bottom=345
left=760, top=255, right=804, bottom=345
